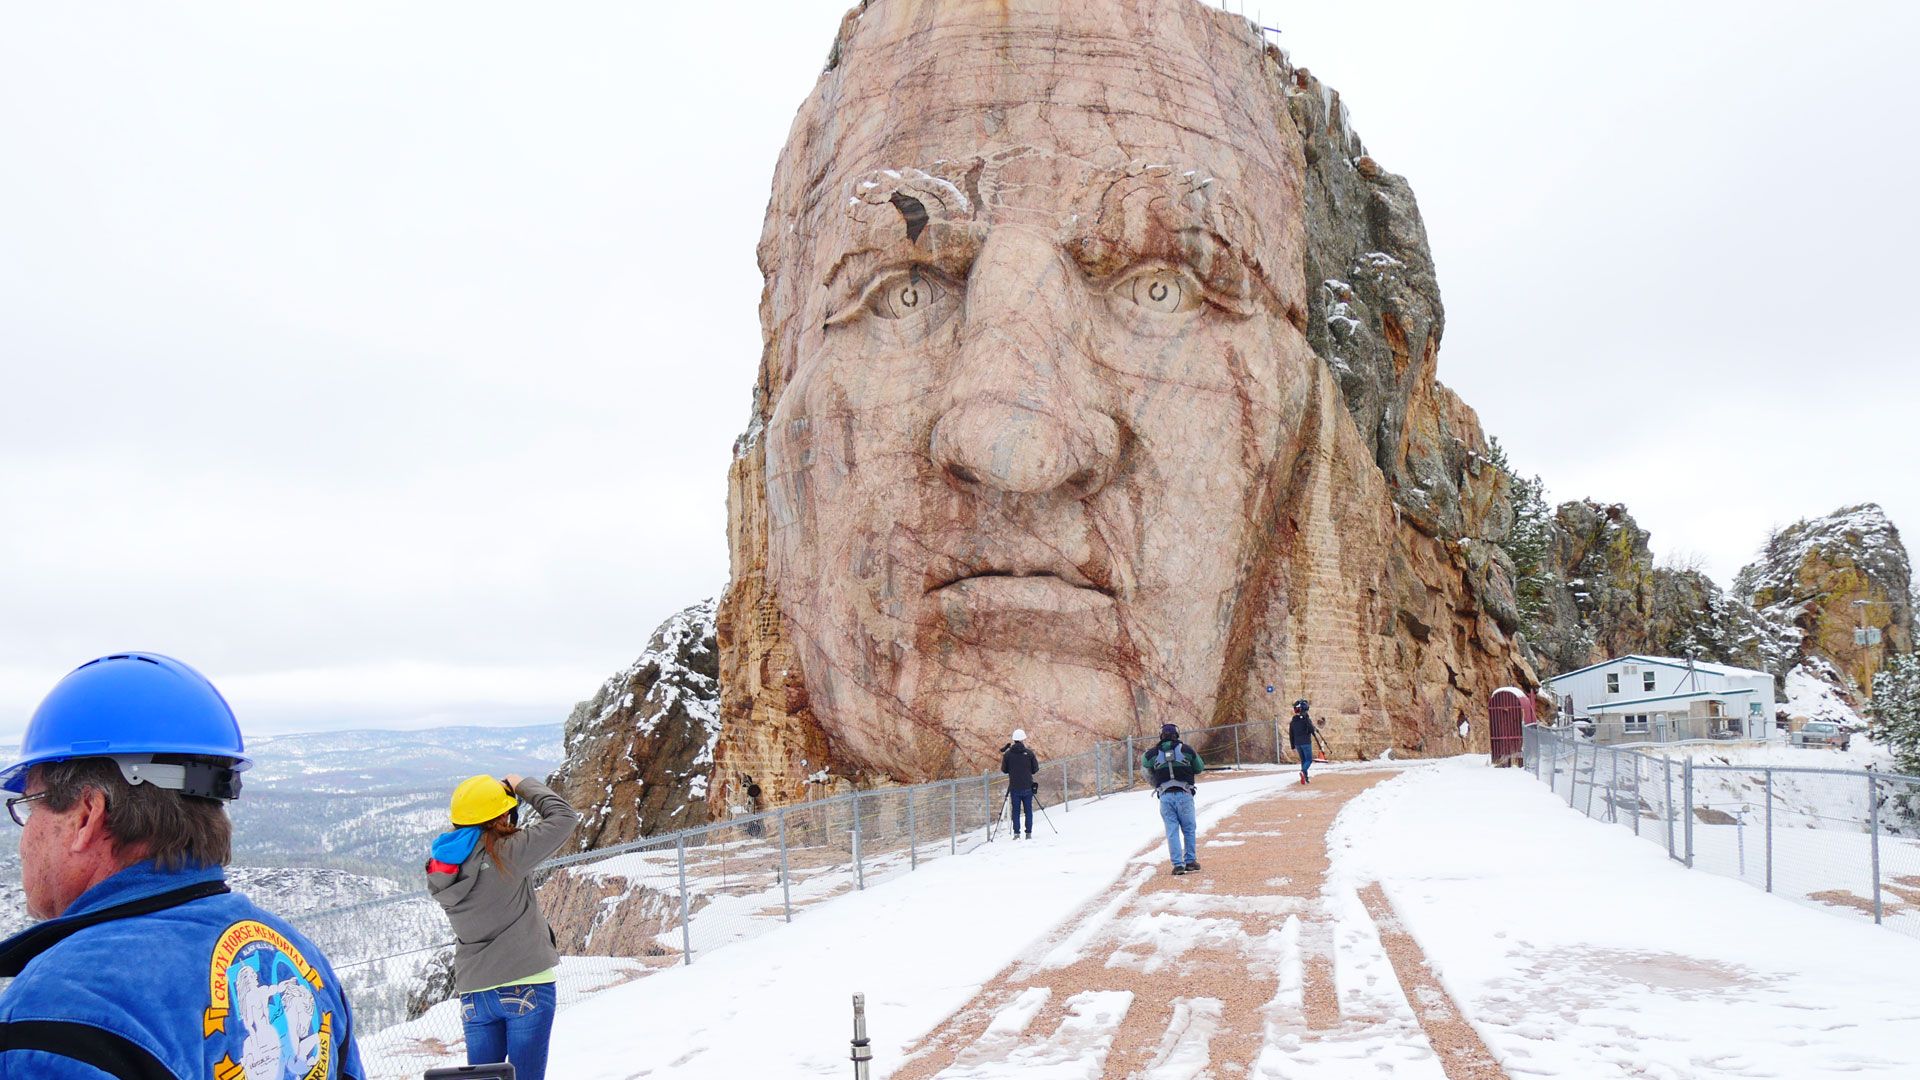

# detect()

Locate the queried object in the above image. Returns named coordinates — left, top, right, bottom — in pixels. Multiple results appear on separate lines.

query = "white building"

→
left=1544, top=655, right=1778, bottom=744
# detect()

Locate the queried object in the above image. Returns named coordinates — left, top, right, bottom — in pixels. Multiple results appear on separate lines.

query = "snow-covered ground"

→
left=355, top=758, right=1920, bottom=1078
left=499, top=770, right=1290, bottom=1079
left=1334, top=758, right=1920, bottom=1078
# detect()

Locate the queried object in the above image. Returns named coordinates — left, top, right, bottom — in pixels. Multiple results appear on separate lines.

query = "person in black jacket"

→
left=1141, top=723, right=1205, bottom=875
left=1000, top=730, right=1040, bottom=839
left=1290, top=700, right=1328, bottom=784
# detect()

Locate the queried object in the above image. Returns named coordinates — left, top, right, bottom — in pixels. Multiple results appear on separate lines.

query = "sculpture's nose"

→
left=929, top=231, right=1121, bottom=502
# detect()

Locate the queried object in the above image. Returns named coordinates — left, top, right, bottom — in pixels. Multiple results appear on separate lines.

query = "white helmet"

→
left=1011, top=728, right=1027, bottom=742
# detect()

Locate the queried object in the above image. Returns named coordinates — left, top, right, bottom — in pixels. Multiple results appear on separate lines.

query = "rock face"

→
left=1734, top=504, right=1914, bottom=696
left=549, top=600, right=721, bottom=849
left=710, top=0, right=1534, bottom=809
left=1517, top=499, right=1912, bottom=726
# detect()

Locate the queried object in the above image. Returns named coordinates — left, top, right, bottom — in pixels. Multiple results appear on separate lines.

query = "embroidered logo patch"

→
left=204, top=920, right=334, bottom=1080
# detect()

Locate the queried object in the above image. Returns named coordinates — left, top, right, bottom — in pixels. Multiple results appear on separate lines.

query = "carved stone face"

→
left=762, top=1, right=1316, bottom=773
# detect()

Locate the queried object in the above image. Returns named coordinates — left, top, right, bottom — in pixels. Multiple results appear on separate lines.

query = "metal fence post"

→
left=982, top=773, right=992, bottom=840
left=1127, top=736, right=1137, bottom=782
left=1683, top=757, right=1695, bottom=869
left=1869, top=773, right=1883, bottom=925
left=1631, top=752, right=1641, bottom=836
left=1764, top=768, right=1773, bottom=893
left=675, top=833, right=693, bottom=964
left=1568, top=742, right=1579, bottom=808
left=907, top=789, right=917, bottom=871
left=1233, top=725, right=1243, bottom=768
left=949, top=780, right=957, bottom=855
left=1095, top=745, right=1105, bottom=799
left=778, top=808, right=793, bottom=922
left=1272, top=719, right=1281, bottom=764
left=1665, top=754, right=1676, bottom=859
left=1584, top=745, right=1598, bottom=818
left=852, top=790, right=865, bottom=890
left=1060, top=761, right=1070, bottom=811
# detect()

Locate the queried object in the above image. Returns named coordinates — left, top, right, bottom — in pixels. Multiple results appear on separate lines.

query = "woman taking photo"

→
left=427, top=772, right=579, bottom=1080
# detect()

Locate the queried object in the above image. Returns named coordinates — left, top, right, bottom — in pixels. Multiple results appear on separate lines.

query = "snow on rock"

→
left=550, top=599, right=720, bottom=853
left=1783, top=661, right=1864, bottom=728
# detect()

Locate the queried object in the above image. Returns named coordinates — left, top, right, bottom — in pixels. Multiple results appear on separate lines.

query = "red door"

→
left=1488, top=688, right=1534, bottom=767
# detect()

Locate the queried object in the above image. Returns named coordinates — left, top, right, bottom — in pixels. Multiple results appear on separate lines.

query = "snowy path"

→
left=1332, top=758, right=1920, bottom=1078
left=894, top=771, right=1492, bottom=1079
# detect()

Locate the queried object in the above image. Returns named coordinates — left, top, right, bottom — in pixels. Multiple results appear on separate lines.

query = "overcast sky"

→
left=2, top=1, right=1914, bottom=739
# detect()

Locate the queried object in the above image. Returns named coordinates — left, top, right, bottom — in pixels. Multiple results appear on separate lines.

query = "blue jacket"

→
left=0, top=861, right=364, bottom=1079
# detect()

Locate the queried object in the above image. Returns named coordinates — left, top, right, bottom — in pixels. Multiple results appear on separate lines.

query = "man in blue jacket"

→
left=0, top=652, right=365, bottom=1079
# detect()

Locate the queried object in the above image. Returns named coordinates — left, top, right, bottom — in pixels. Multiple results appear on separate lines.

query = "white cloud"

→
left=1, top=0, right=1914, bottom=738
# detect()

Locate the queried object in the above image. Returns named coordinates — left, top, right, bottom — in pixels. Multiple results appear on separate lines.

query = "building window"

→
left=1643, top=671, right=1656, bottom=692
left=1606, top=673, right=1620, bottom=694
left=1623, top=714, right=1650, bottom=733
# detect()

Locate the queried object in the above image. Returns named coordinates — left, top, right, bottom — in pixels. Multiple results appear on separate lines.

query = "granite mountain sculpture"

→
left=711, top=0, right=1535, bottom=809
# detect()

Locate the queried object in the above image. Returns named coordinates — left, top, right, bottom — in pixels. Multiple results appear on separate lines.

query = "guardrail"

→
left=296, top=716, right=1296, bottom=1078
left=1523, top=724, right=1920, bottom=942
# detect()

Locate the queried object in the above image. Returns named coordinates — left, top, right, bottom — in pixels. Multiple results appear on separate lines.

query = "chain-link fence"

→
left=295, top=717, right=1293, bottom=1077
left=1524, top=724, right=1920, bottom=944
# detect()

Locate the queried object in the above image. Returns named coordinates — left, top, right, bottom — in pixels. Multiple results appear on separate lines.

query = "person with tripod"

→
left=1290, top=699, right=1328, bottom=784
left=1000, top=730, right=1039, bottom=839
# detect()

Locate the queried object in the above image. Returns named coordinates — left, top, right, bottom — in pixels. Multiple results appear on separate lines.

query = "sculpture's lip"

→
left=927, top=573, right=1117, bottom=618
left=927, top=569, right=1113, bottom=598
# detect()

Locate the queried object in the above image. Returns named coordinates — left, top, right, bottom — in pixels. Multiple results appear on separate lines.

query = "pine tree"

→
left=1870, top=653, right=1920, bottom=775
left=1487, top=438, right=1554, bottom=633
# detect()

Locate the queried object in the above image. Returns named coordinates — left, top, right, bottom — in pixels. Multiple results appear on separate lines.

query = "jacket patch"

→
left=203, top=920, right=335, bottom=1079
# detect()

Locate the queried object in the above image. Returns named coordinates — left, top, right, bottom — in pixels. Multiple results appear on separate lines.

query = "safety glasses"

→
left=6, top=791, right=49, bottom=826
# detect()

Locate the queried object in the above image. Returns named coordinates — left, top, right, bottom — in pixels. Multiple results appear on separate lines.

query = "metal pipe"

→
left=1665, top=754, right=1676, bottom=859
left=1683, top=758, right=1695, bottom=869
left=850, top=993, right=873, bottom=1079
left=1631, top=752, right=1641, bottom=836
left=1869, top=773, right=1883, bottom=924
left=676, top=833, right=694, bottom=964
left=949, top=779, right=957, bottom=855
left=1764, top=768, right=1772, bottom=893
left=1233, top=725, right=1243, bottom=768
left=778, top=808, right=793, bottom=921
left=852, top=789, right=865, bottom=890
left=1061, top=760, right=1070, bottom=811
left=907, top=788, right=917, bottom=870
left=982, top=772, right=991, bottom=840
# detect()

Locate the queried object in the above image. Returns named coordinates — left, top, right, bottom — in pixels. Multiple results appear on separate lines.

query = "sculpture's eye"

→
left=866, top=268, right=949, bottom=320
left=1117, top=268, right=1200, bottom=315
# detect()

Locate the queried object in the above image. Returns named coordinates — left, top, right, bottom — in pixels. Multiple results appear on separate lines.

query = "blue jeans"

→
left=462, top=981, right=557, bottom=1080
left=1159, top=788, right=1197, bottom=864
left=1296, top=742, right=1314, bottom=777
left=1009, top=789, right=1034, bottom=834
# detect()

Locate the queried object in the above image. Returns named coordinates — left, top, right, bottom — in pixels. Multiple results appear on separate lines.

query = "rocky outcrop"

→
left=549, top=600, right=721, bottom=850
left=1734, top=504, right=1913, bottom=697
left=1515, top=500, right=1912, bottom=725
left=708, top=0, right=1534, bottom=810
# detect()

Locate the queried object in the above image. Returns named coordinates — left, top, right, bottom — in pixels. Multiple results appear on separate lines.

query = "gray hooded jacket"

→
left=427, top=776, right=580, bottom=993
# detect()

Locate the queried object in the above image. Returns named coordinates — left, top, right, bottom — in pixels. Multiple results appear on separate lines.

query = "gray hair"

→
left=36, top=757, right=233, bottom=871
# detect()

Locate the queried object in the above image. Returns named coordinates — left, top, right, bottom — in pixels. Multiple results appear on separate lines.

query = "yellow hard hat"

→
left=450, top=774, right=517, bottom=826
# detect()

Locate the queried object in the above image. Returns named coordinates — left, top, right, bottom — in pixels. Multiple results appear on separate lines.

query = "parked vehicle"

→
left=1790, top=721, right=1851, bottom=750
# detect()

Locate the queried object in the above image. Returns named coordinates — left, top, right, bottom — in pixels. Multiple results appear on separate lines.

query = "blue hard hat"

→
left=1, top=652, right=252, bottom=794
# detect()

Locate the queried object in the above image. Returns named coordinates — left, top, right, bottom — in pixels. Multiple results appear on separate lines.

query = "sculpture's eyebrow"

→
left=820, top=168, right=986, bottom=296
left=1060, top=168, right=1275, bottom=317
left=1064, top=170, right=1254, bottom=273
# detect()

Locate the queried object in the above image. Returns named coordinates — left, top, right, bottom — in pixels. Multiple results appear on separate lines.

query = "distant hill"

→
left=230, top=723, right=564, bottom=878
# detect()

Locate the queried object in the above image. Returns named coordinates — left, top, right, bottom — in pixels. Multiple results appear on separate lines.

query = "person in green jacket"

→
left=1141, top=724, right=1206, bottom=875
left=426, top=773, right=579, bottom=1080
